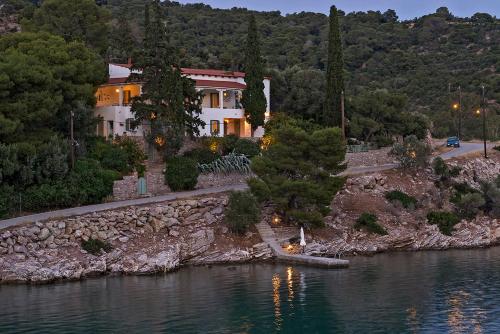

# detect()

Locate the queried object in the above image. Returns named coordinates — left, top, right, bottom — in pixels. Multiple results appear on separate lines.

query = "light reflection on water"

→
left=1, top=247, right=500, bottom=333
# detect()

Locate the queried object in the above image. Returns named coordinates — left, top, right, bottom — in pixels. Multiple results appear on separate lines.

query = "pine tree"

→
left=131, top=0, right=204, bottom=159
left=323, top=5, right=344, bottom=127
left=241, top=15, right=267, bottom=133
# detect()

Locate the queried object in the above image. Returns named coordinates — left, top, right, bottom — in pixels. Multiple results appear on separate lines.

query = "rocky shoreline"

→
left=0, top=196, right=273, bottom=285
left=2, top=155, right=500, bottom=284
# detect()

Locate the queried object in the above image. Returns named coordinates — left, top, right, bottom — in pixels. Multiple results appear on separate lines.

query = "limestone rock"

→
left=150, top=218, right=167, bottom=233
left=38, top=228, right=51, bottom=241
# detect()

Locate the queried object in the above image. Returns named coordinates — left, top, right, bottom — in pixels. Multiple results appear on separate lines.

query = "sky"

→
left=176, top=0, right=499, bottom=19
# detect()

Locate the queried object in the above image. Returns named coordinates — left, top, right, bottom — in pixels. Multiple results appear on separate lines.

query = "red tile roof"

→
left=182, top=68, right=246, bottom=78
left=107, top=77, right=129, bottom=84
left=110, top=63, right=270, bottom=80
left=105, top=77, right=246, bottom=90
left=111, top=63, right=246, bottom=78
left=195, top=80, right=246, bottom=89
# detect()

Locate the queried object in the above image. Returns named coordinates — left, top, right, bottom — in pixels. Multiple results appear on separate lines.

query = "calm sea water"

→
left=1, top=248, right=500, bottom=333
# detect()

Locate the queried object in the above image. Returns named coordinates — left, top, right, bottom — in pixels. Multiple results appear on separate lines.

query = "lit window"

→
left=123, top=90, right=132, bottom=105
left=210, top=120, right=220, bottom=135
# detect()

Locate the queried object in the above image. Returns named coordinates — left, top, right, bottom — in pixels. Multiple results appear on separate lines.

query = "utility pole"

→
left=341, top=90, right=345, bottom=140
left=458, top=85, right=462, bottom=140
left=481, top=85, right=488, bottom=159
left=70, top=110, right=75, bottom=169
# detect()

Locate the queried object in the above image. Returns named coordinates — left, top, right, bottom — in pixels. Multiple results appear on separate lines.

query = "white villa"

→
left=94, top=62, right=270, bottom=139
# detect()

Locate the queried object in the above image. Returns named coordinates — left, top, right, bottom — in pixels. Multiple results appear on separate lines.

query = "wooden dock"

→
left=255, top=222, right=349, bottom=269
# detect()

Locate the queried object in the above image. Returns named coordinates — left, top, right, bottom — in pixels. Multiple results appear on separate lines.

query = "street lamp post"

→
left=458, top=85, right=462, bottom=140
left=70, top=110, right=75, bottom=169
left=481, top=85, right=487, bottom=159
left=450, top=84, right=462, bottom=140
left=341, top=90, right=345, bottom=141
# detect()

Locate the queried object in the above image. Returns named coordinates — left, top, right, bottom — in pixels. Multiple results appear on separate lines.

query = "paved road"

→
left=0, top=142, right=491, bottom=230
left=0, top=184, right=248, bottom=230
left=439, top=142, right=487, bottom=160
left=342, top=142, right=489, bottom=176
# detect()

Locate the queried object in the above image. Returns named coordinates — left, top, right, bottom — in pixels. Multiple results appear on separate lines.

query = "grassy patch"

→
left=385, top=190, right=417, bottom=209
left=427, top=211, right=460, bottom=236
left=81, top=238, right=113, bottom=256
left=450, top=182, right=479, bottom=204
left=354, top=213, right=387, bottom=235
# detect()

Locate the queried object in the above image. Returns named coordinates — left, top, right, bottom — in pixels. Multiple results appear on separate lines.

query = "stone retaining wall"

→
left=113, top=171, right=249, bottom=200
left=0, top=195, right=272, bottom=284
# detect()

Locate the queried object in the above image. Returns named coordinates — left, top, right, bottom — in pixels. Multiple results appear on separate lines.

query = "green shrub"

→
left=221, top=134, right=239, bottom=155
left=373, top=135, right=393, bottom=148
left=385, top=190, right=417, bottom=209
left=68, top=159, right=120, bottom=205
left=81, top=238, right=113, bottom=256
left=247, top=177, right=271, bottom=203
left=234, top=139, right=260, bottom=157
left=288, top=210, right=324, bottom=228
left=390, top=135, right=431, bottom=169
left=457, top=192, right=485, bottom=218
left=89, top=140, right=130, bottom=174
left=493, top=146, right=500, bottom=152
left=427, top=211, right=460, bottom=235
left=88, top=137, right=146, bottom=175
left=165, top=156, right=199, bottom=191
left=22, top=182, right=73, bottom=212
left=433, top=157, right=461, bottom=182
left=449, top=166, right=462, bottom=177
left=480, top=181, right=500, bottom=218
left=183, top=147, right=221, bottom=164
left=0, top=185, right=16, bottom=218
left=224, top=191, right=260, bottom=234
left=432, top=157, right=448, bottom=176
left=450, top=182, right=479, bottom=204
left=115, top=136, right=147, bottom=171
left=136, top=164, right=146, bottom=178
left=354, top=213, right=387, bottom=235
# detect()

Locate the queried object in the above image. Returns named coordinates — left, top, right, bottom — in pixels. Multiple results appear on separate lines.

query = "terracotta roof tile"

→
left=181, top=68, right=246, bottom=78
left=195, top=80, right=246, bottom=89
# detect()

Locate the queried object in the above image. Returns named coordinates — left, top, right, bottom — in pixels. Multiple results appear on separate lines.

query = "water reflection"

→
left=272, top=273, right=282, bottom=330
left=447, top=291, right=469, bottom=333
left=287, top=267, right=294, bottom=303
left=406, top=306, right=419, bottom=334
left=299, top=271, right=306, bottom=304
left=447, top=291, right=485, bottom=334
left=2, top=248, right=500, bottom=333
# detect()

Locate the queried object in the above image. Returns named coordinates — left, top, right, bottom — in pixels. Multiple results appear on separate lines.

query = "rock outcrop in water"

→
left=0, top=196, right=273, bottom=284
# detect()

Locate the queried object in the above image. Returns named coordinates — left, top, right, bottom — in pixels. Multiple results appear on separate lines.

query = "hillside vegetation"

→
left=109, top=1, right=499, bottom=140
left=2, top=0, right=499, bottom=140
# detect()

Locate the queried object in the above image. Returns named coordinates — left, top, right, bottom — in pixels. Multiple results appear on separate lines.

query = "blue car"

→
left=446, top=136, right=460, bottom=148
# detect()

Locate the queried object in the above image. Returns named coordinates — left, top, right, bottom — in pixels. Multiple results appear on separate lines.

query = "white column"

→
left=118, top=86, right=124, bottom=106
left=219, top=119, right=225, bottom=137
left=218, top=89, right=224, bottom=109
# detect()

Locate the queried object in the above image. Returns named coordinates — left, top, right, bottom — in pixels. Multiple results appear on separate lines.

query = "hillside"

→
left=106, top=1, right=499, bottom=138
left=2, top=0, right=499, bottom=139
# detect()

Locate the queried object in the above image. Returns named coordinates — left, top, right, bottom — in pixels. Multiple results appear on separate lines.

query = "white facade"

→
left=94, top=64, right=270, bottom=138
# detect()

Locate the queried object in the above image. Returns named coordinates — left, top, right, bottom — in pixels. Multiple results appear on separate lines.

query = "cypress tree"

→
left=131, top=0, right=204, bottom=159
left=242, top=15, right=267, bottom=133
left=323, top=5, right=345, bottom=127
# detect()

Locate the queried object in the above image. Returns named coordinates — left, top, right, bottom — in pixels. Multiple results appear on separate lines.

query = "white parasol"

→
left=300, top=227, right=307, bottom=247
